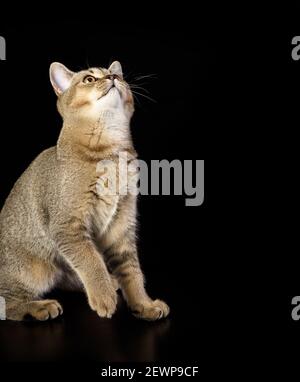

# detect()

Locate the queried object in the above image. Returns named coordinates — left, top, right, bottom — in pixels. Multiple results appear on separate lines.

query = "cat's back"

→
left=0, top=146, right=59, bottom=228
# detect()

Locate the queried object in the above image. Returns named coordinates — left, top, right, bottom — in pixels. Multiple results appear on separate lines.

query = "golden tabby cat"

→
left=0, top=61, right=169, bottom=321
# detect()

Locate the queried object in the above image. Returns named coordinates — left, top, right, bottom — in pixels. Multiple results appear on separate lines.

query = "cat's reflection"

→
left=0, top=298, right=171, bottom=362
left=78, top=300, right=171, bottom=362
left=124, top=318, right=171, bottom=362
left=0, top=320, right=66, bottom=361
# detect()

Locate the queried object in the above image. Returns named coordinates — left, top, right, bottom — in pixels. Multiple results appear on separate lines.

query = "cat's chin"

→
left=100, top=86, right=120, bottom=100
left=96, top=87, right=123, bottom=111
left=106, top=86, right=118, bottom=95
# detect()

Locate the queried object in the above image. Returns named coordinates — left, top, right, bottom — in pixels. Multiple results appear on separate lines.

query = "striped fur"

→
left=0, top=62, right=169, bottom=321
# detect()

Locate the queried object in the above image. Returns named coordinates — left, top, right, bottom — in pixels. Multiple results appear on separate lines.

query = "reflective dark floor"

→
left=0, top=284, right=202, bottom=362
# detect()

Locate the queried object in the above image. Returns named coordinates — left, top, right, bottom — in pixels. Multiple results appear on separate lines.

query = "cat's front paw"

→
left=132, top=299, right=170, bottom=321
left=87, top=282, right=118, bottom=318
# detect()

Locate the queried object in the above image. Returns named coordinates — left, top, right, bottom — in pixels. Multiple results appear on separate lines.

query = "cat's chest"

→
left=91, top=161, right=120, bottom=233
left=89, top=153, right=138, bottom=233
left=93, top=195, right=119, bottom=234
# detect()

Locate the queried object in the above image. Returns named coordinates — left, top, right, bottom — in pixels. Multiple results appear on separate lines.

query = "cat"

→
left=0, top=61, right=169, bottom=321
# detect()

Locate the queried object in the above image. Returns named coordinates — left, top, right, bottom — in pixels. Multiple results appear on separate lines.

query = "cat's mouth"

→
left=98, top=83, right=118, bottom=100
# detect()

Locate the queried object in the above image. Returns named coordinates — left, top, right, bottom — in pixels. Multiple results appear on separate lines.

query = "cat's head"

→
left=49, top=61, right=134, bottom=124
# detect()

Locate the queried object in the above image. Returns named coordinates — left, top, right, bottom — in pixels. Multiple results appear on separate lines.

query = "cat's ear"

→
left=49, top=62, right=74, bottom=96
left=109, top=61, right=123, bottom=78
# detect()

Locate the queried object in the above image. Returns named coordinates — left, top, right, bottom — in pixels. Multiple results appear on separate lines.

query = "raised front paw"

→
left=132, top=299, right=170, bottom=321
left=87, top=282, right=118, bottom=318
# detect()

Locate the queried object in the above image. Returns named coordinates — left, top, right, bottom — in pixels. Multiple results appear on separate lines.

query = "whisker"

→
left=132, top=93, right=142, bottom=107
left=129, top=84, right=151, bottom=94
left=124, top=70, right=136, bottom=80
left=131, top=90, right=157, bottom=103
left=85, top=57, right=91, bottom=69
left=132, top=74, right=157, bottom=81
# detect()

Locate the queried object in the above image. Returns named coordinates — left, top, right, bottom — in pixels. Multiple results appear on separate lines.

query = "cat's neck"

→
left=57, top=112, right=135, bottom=163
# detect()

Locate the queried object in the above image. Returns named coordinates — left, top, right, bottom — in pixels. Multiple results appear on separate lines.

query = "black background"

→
left=284, top=8, right=300, bottom=373
left=0, top=20, right=216, bottom=366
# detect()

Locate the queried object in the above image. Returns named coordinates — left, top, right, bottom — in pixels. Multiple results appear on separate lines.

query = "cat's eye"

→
left=83, top=75, right=97, bottom=84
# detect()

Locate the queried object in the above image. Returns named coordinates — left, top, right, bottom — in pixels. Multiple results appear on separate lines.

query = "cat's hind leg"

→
left=0, top=259, right=63, bottom=321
